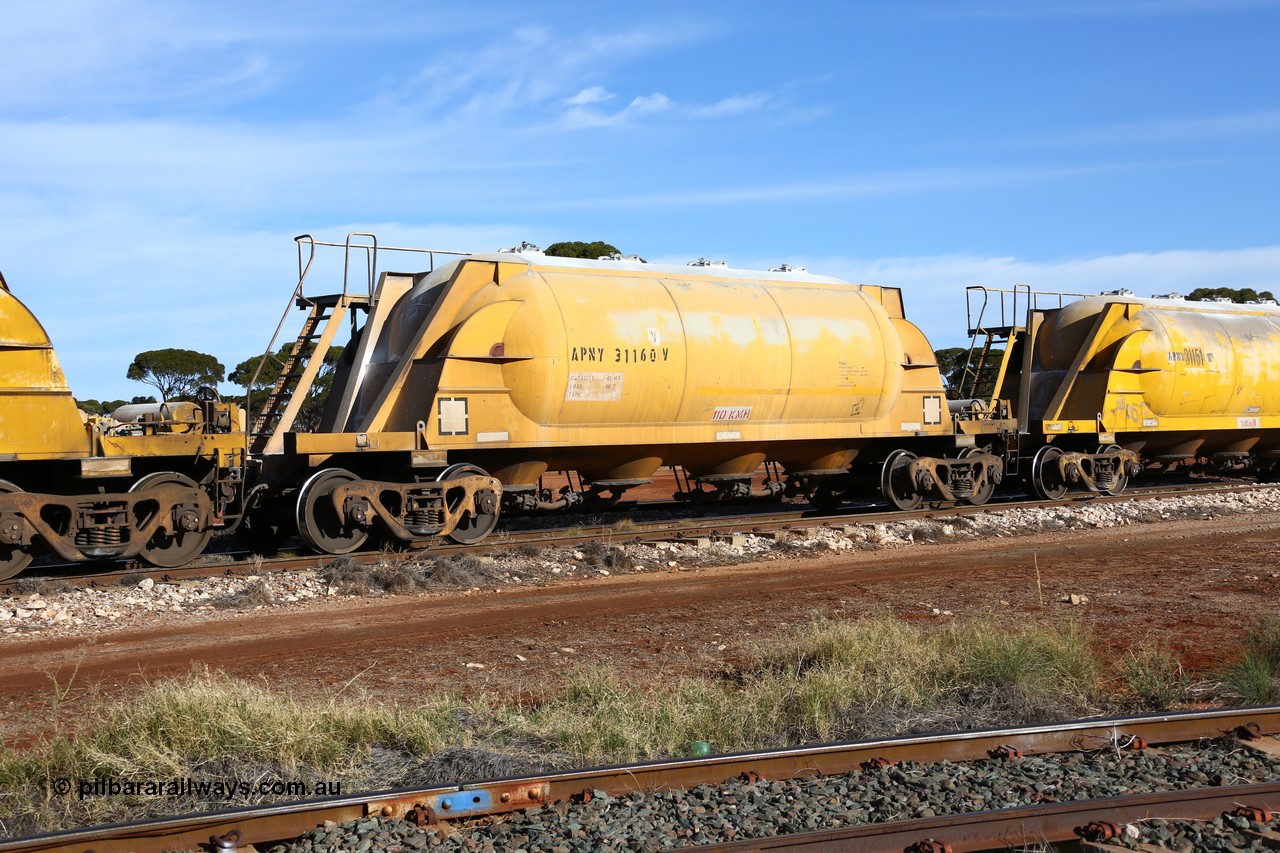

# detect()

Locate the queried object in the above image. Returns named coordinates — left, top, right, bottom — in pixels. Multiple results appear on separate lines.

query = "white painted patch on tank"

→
left=786, top=316, right=870, bottom=345
left=678, top=312, right=788, bottom=349
left=564, top=372, right=624, bottom=402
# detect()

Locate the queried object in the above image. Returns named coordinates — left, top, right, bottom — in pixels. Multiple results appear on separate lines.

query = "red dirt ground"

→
left=2, top=509, right=1278, bottom=746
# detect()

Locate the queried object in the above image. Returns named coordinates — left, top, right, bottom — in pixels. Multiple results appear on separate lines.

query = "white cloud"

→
left=558, top=88, right=779, bottom=130
left=950, top=0, right=1280, bottom=18
left=565, top=86, right=614, bottom=106
left=373, top=23, right=701, bottom=123
left=0, top=3, right=497, bottom=112
left=627, top=93, right=673, bottom=114
left=511, top=160, right=1190, bottom=210
left=2, top=210, right=537, bottom=400
left=691, top=92, right=773, bottom=118
left=806, top=246, right=1280, bottom=348
left=578, top=245, right=1280, bottom=353
left=1011, top=109, right=1280, bottom=148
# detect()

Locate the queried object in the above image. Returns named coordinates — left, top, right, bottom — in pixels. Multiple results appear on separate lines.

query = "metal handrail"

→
left=959, top=284, right=1093, bottom=403
left=965, top=284, right=1091, bottom=335
left=242, top=237, right=321, bottom=439
left=240, top=233, right=474, bottom=446
left=293, top=235, right=471, bottom=303
left=342, top=232, right=377, bottom=299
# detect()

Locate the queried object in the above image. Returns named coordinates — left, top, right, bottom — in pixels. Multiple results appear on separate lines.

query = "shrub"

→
left=1121, top=643, right=1191, bottom=711
left=214, top=579, right=276, bottom=609
left=1219, top=619, right=1280, bottom=704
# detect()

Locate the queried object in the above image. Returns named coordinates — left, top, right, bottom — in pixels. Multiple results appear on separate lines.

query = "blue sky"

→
left=3, top=0, right=1278, bottom=401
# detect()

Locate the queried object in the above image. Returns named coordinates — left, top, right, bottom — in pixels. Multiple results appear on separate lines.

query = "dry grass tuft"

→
left=0, top=613, right=1237, bottom=835
left=579, top=540, right=624, bottom=570
left=1121, top=642, right=1191, bottom=711
left=12, top=577, right=73, bottom=597
left=1219, top=618, right=1280, bottom=704
left=214, top=579, right=276, bottom=610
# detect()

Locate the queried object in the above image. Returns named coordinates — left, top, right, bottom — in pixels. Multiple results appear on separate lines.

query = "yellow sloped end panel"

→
left=1103, top=330, right=1154, bottom=430
left=0, top=288, right=90, bottom=457
left=445, top=299, right=524, bottom=358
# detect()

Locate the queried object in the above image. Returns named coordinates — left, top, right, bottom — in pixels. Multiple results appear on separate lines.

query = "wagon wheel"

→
left=1030, top=445, right=1069, bottom=501
left=961, top=447, right=996, bottom=506
left=130, top=472, right=213, bottom=568
left=438, top=463, right=500, bottom=545
left=296, top=468, right=369, bottom=555
left=880, top=450, right=923, bottom=511
left=0, top=480, right=35, bottom=580
left=1097, top=444, right=1129, bottom=496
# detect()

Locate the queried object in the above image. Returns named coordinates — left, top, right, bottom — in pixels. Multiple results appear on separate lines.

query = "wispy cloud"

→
left=558, top=89, right=784, bottom=128
left=692, top=93, right=774, bottom=118
left=371, top=23, right=703, bottom=124
left=628, top=93, right=673, bottom=113
left=7, top=214, right=537, bottom=398
left=514, top=159, right=1203, bottom=210
left=0, top=14, right=789, bottom=221
left=806, top=246, right=1280, bottom=346
left=366, top=22, right=782, bottom=133
left=949, top=0, right=1280, bottom=18
left=1009, top=109, right=1280, bottom=148
left=0, top=4, right=534, bottom=114
left=565, top=86, right=615, bottom=106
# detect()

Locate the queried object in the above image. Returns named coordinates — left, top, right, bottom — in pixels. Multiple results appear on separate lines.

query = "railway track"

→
left=5, top=707, right=1279, bottom=852
left=3, top=478, right=1272, bottom=595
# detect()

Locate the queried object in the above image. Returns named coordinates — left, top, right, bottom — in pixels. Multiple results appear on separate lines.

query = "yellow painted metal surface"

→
left=1033, top=296, right=1280, bottom=443
left=338, top=255, right=953, bottom=485
left=0, top=287, right=91, bottom=459
left=96, top=430, right=246, bottom=461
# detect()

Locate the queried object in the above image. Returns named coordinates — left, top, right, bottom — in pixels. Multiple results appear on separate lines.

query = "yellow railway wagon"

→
left=979, top=289, right=1280, bottom=499
left=0, top=274, right=247, bottom=577
left=340, top=255, right=954, bottom=481
left=271, top=243, right=1011, bottom=554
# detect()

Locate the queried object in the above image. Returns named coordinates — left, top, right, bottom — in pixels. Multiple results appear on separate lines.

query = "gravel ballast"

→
left=4, top=486, right=1279, bottom=641
left=267, top=735, right=1280, bottom=852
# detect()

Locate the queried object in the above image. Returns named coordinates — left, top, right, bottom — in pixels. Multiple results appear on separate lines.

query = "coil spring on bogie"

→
left=75, top=526, right=126, bottom=547
left=406, top=508, right=443, bottom=526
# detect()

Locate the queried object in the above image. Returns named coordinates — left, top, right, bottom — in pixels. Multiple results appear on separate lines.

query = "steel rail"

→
left=681, top=781, right=1280, bottom=852
left=3, top=707, right=1278, bottom=853
left=5, top=479, right=1270, bottom=594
